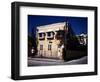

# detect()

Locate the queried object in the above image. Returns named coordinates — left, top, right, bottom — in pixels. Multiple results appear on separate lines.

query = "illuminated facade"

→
left=36, top=22, right=68, bottom=59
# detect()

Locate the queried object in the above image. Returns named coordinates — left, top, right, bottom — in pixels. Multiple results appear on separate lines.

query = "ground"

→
left=28, top=56, right=87, bottom=66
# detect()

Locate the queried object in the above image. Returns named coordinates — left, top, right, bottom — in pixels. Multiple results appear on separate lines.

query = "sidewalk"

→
left=28, top=56, right=87, bottom=66
left=28, top=57, right=64, bottom=62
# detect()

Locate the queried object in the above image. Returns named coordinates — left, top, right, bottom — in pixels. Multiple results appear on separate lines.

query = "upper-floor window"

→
left=38, top=33, right=45, bottom=40
left=39, top=33, right=42, bottom=37
left=47, top=32, right=54, bottom=39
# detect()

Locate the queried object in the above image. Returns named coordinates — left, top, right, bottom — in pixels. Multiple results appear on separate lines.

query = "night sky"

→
left=28, top=15, right=87, bottom=37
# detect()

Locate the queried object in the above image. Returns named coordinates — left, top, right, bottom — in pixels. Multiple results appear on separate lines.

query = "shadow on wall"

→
left=28, top=35, right=37, bottom=57
left=63, top=23, right=87, bottom=61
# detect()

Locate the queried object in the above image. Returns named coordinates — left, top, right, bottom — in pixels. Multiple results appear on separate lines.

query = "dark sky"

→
left=28, top=15, right=87, bottom=37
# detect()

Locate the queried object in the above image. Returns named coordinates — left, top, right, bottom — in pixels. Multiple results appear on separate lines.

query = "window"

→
left=48, top=44, right=52, bottom=50
left=47, top=32, right=54, bottom=39
left=47, top=32, right=51, bottom=37
left=39, top=33, right=43, bottom=37
left=40, top=45, right=43, bottom=50
left=38, top=33, right=45, bottom=40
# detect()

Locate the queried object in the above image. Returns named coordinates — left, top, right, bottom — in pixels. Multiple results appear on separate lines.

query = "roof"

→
left=37, top=22, right=67, bottom=33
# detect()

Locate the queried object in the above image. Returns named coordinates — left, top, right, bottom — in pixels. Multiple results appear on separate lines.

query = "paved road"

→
left=28, top=56, right=87, bottom=66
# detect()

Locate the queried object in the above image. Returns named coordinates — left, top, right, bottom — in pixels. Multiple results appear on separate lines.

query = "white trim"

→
left=20, top=6, right=95, bottom=76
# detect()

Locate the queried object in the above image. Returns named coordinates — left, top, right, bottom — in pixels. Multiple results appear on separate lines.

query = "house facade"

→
left=36, top=22, right=68, bottom=59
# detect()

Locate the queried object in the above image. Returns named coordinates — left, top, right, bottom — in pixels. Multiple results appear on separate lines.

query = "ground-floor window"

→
left=48, top=44, right=52, bottom=50
left=40, top=45, right=43, bottom=50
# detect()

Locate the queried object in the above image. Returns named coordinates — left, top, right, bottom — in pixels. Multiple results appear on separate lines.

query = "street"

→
left=28, top=56, right=87, bottom=66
